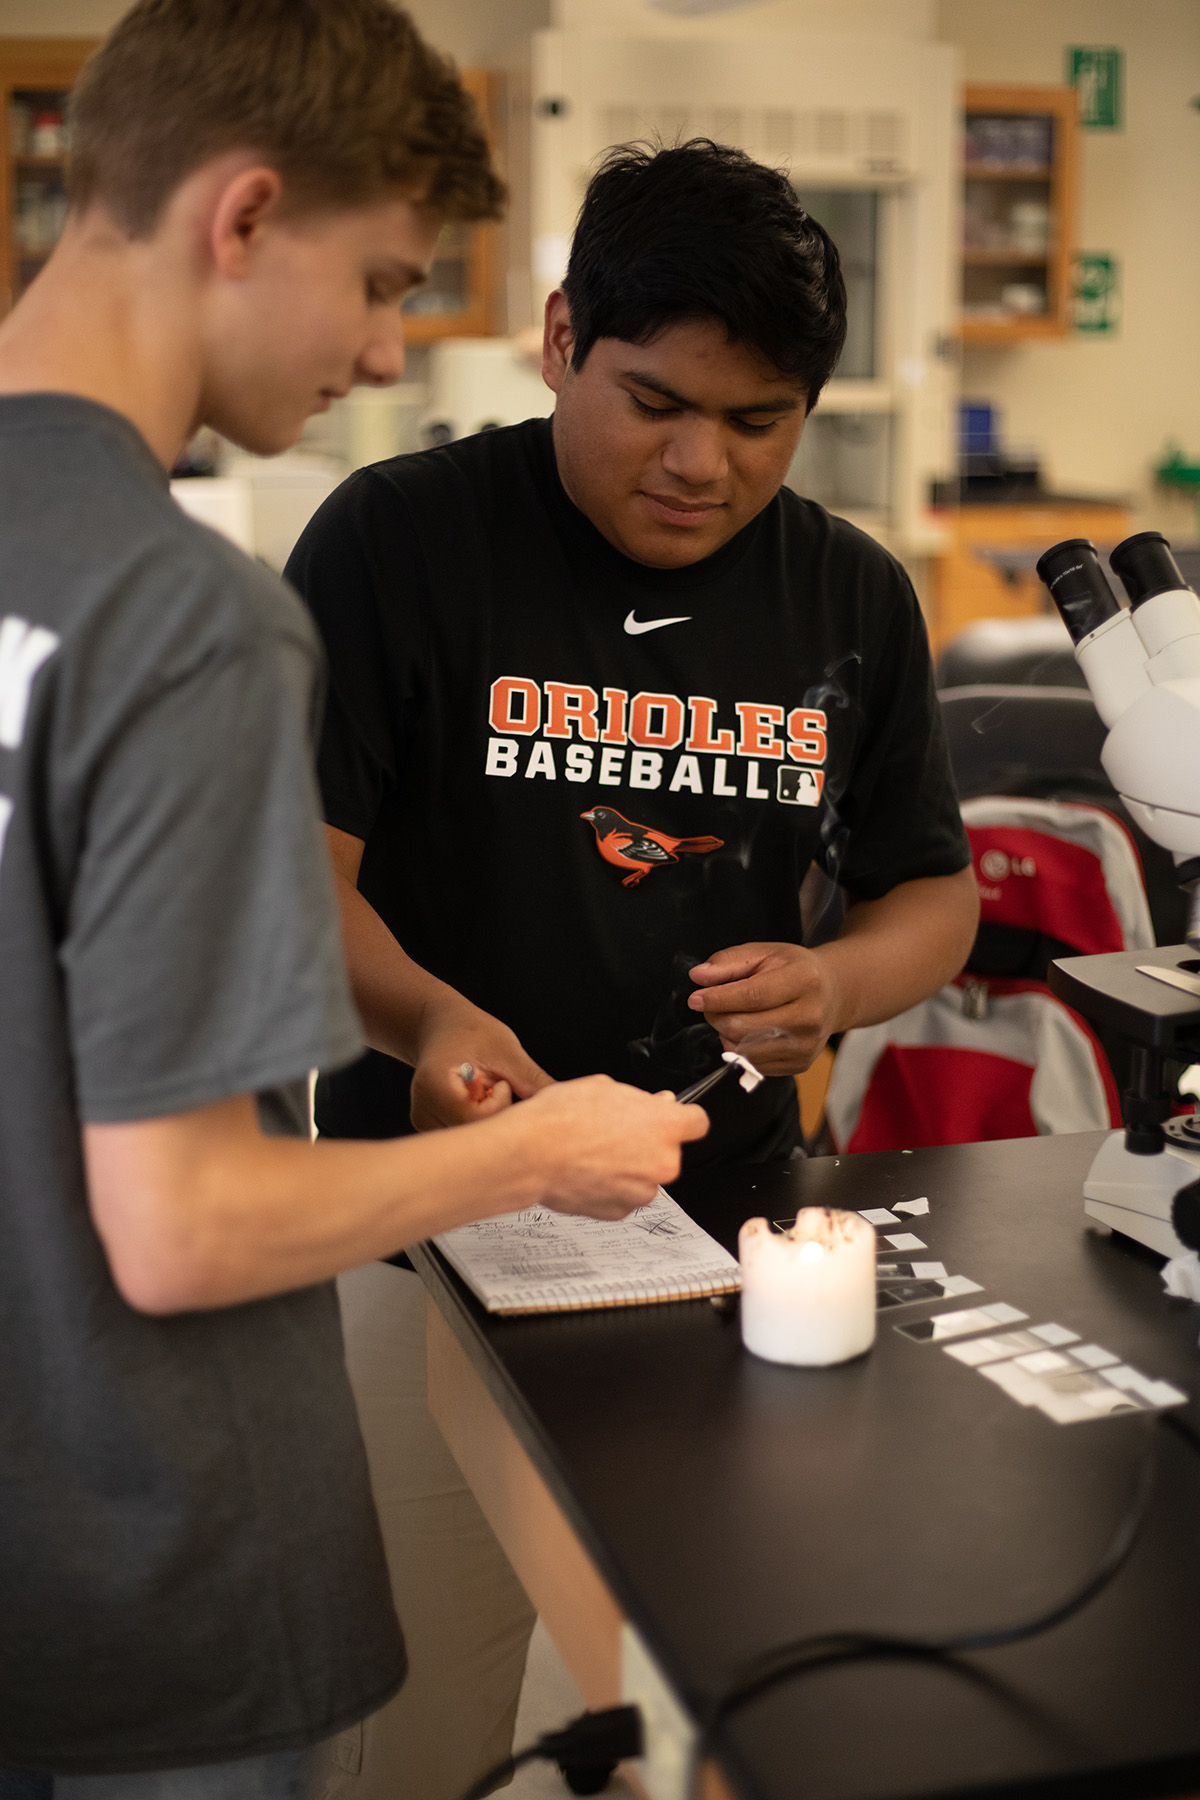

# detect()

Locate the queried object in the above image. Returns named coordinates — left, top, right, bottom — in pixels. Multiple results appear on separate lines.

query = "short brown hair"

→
left=68, top=0, right=505, bottom=237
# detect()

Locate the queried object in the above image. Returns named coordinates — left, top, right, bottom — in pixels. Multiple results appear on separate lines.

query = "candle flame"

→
left=798, top=1240, right=825, bottom=1264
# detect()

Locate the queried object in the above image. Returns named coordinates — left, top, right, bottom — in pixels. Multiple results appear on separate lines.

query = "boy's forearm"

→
left=85, top=1093, right=548, bottom=1315
left=815, top=866, right=980, bottom=1034
left=84, top=1079, right=705, bottom=1316
left=688, top=867, right=979, bottom=1075
left=326, top=825, right=551, bottom=1124
left=334, top=864, right=467, bottom=1063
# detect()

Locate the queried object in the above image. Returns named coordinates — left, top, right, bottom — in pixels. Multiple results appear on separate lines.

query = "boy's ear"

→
left=542, top=288, right=577, bottom=394
left=210, top=166, right=286, bottom=278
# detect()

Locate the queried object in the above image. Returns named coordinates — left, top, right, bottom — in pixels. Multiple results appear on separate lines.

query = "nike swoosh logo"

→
left=623, top=610, right=692, bottom=635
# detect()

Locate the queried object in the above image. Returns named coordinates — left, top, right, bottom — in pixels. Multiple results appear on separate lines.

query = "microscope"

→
left=1036, top=531, right=1200, bottom=1260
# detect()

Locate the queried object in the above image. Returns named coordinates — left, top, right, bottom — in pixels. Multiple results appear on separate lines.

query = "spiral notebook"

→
left=434, top=1189, right=741, bottom=1316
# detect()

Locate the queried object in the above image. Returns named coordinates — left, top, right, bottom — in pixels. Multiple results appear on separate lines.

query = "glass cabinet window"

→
left=7, top=86, right=73, bottom=305
left=792, top=186, right=879, bottom=381
left=962, top=110, right=1056, bottom=323
left=404, top=242, right=470, bottom=317
left=785, top=411, right=893, bottom=516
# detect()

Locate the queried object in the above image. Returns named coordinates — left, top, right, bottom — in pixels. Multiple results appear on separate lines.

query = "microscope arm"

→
left=1103, top=679, right=1200, bottom=858
left=1037, top=533, right=1200, bottom=1253
left=1039, top=533, right=1200, bottom=948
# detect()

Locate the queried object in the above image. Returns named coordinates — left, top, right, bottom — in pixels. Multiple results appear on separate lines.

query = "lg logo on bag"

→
left=980, top=849, right=1037, bottom=882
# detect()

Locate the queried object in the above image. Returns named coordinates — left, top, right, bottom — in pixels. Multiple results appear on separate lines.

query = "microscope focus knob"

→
left=1171, top=1179, right=1200, bottom=1252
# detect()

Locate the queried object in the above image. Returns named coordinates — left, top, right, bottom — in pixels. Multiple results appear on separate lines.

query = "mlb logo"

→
left=777, top=766, right=824, bottom=807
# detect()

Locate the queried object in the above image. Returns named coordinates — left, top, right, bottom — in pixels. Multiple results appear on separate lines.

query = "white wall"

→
left=938, top=0, right=1200, bottom=537
left=552, top=0, right=934, bottom=38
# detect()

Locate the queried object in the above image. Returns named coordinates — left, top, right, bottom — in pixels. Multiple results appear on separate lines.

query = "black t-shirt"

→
left=287, top=416, right=968, bottom=1165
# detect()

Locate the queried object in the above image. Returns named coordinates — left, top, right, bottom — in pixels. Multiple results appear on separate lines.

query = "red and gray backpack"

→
left=826, top=796, right=1153, bottom=1153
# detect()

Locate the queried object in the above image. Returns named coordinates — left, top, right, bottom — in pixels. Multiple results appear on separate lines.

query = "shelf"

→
left=964, top=163, right=1052, bottom=180
left=13, top=153, right=66, bottom=168
left=963, top=249, right=1050, bottom=265
left=960, top=315, right=1069, bottom=345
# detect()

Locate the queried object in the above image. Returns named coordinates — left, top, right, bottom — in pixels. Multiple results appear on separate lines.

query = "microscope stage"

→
left=1050, top=944, right=1200, bottom=1055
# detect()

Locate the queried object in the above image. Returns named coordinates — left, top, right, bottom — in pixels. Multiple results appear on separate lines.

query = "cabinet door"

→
left=960, top=83, right=1079, bottom=344
left=1, top=38, right=96, bottom=315
left=402, top=69, right=501, bottom=343
left=930, top=505, right=1130, bottom=650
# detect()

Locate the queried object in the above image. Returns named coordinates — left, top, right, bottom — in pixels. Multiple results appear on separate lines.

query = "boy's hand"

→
left=410, top=1003, right=553, bottom=1130
left=687, top=942, right=838, bottom=1074
left=515, top=1077, right=709, bottom=1220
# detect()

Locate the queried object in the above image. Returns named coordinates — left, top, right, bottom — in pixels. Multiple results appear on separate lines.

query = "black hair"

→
left=562, top=139, right=847, bottom=407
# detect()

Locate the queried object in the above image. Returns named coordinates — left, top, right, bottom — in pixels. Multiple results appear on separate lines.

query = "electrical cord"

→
left=453, top=1409, right=1200, bottom=1800
left=453, top=1704, right=643, bottom=1800
left=698, top=1413, right=1164, bottom=1756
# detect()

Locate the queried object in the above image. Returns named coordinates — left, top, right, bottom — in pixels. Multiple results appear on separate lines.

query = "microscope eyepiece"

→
left=1109, top=531, right=1193, bottom=608
left=1035, top=538, right=1121, bottom=644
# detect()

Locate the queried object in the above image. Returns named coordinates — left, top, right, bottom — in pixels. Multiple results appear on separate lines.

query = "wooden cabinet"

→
left=927, top=501, right=1131, bottom=653
left=960, top=84, right=1079, bottom=345
left=2, top=49, right=502, bottom=337
left=1, top=38, right=95, bottom=315
left=401, top=70, right=502, bottom=343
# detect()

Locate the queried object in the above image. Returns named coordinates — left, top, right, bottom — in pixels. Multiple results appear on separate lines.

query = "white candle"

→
left=738, top=1207, right=876, bottom=1366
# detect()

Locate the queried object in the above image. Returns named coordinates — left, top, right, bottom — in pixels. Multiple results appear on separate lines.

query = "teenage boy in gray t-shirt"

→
left=0, top=5, right=706, bottom=1796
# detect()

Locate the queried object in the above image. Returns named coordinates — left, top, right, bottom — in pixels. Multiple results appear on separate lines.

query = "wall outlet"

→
left=620, top=1622, right=697, bottom=1800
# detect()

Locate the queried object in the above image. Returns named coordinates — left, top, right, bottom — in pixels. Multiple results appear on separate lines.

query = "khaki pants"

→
left=321, top=1264, right=536, bottom=1800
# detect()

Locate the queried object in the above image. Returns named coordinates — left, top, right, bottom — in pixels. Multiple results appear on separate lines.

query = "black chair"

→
left=939, top=684, right=1186, bottom=948
left=939, top=683, right=1186, bottom=1100
left=936, top=616, right=1085, bottom=691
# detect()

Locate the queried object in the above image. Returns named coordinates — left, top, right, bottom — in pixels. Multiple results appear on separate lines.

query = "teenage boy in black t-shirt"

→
left=288, top=141, right=978, bottom=1800
left=291, top=142, right=978, bottom=1159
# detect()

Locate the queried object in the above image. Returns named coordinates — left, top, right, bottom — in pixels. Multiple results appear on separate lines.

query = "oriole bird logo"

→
left=580, top=807, right=725, bottom=887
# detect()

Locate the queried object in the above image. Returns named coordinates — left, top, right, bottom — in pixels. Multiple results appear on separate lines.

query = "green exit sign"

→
left=1072, top=253, right=1120, bottom=334
left=1067, top=46, right=1123, bottom=130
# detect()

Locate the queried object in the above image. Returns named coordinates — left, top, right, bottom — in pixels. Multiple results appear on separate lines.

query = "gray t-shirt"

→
left=0, top=395, right=404, bottom=1772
